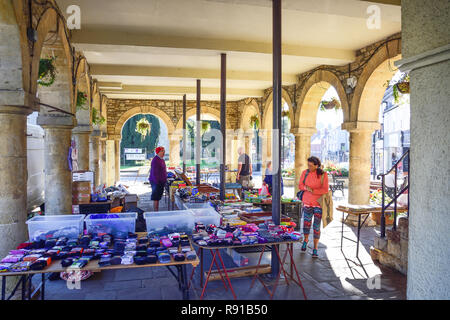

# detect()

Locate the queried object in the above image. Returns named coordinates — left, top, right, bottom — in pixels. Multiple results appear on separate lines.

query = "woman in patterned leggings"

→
left=298, top=156, right=329, bottom=258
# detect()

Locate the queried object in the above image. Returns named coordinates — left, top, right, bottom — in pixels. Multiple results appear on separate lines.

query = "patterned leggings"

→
left=302, top=206, right=323, bottom=240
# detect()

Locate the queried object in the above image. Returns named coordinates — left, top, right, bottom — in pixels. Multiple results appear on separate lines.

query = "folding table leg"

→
left=286, top=243, right=307, bottom=300
left=41, top=273, right=45, bottom=300
left=200, top=249, right=217, bottom=300
left=182, top=265, right=189, bottom=300
left=21, top=275, right=25, bottom=300
left=1, top=276, right=5, bottom=300
left=216, top=250, right=237, bottom=300
left=250, top=246, right=266, bottom=289
left=357, top=214, right=361, bottom=257
left=270, top=245, right=290, bottom=299
left=341, top=211, right=345, bottom=249
left=213, top=253, right=228, bottom=291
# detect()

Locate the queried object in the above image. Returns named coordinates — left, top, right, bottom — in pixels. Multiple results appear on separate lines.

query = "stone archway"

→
left=115, top=106, right=175, bottom=137
left=73, top=56, right=92, bottom=171
left=344, top=39, right=402, bottom=206
left=293, top=69, right=349, bottom=194
left=31, top=6, right=77, bottom=215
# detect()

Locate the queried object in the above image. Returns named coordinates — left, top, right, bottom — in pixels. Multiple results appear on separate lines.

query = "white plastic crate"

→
left=190, top=207, right=221, bottom=226
left=26, top=215, right=85, bottom=241
left=85, top=213, right=137, bottom=237
left=144, top=210, right=194, bottom=235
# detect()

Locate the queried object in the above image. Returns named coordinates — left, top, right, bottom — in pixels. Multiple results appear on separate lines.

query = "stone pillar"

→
left=397, top=0, right=450, bottom=300
left=244, top=130, right=254, bottom=157
left=292, top=127, right=316, bottom=195
left=342, top=122, right=380, bottom=205
left=99, top=139, right=107, bottom=186
left=72, top=125, right=92, bottom=171
left=169, top=134, right=181, bottom=167
left=38, top=115, right=76, bottom=215
left=106, top=139, right=116, bottom=187
left=89, top=130, right=101, bottom=187
left=0, top=105, right=33, bottom=259
left=114, top=139, right=120, bottom=183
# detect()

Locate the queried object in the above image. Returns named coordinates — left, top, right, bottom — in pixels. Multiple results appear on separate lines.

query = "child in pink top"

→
left=298, top=156, right=329, bottom=258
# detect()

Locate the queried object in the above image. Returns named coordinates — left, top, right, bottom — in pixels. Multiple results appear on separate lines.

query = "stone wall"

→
left=106, top=98, right=242, bottom=137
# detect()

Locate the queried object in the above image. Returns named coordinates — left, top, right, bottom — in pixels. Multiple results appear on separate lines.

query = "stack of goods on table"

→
left=191, top=219, right=302, bottom=248
left=0, top=232, right=197, bottom=273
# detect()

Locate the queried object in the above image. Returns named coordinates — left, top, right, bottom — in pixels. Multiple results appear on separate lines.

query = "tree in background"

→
left=120, top=114, right=161, bottom=167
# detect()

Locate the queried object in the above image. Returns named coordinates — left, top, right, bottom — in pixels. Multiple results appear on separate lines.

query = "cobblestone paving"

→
left=35, top=173, right=406, bottom=300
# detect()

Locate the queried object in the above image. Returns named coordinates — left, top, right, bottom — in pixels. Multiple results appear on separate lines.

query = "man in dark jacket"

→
left=149, top=146, right=167, bottom=211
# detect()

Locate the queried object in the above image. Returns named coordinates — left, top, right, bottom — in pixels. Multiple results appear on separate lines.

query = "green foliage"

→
left=38, top=57, right=57, bottom=87
left=319, top=98, right=341, bottom=111
left=135, top=118, right=151, bottom=141
left=120, top=114, right=161, bottom=166
left=76, top=91, right=88, bottom=110
left=250, top=115, right=260, bottom=129
left=92, top=108, right=105, bottom=125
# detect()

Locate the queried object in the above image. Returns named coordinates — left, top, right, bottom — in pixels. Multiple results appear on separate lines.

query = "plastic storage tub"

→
left=190, top=208, right=221, bottom=226
left=85, top=213, right=137, bottom=237
left=182, top=202, right=212, bottom=210
left=26, top=215, right=85, bottom=241
left=144, top=210, right=194, bottom=235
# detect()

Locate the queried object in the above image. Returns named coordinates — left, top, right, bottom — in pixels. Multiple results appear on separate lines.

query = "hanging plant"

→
left=201, top=121, right=211, bottom=136
left=320, top=98, right=341, bottom=111
left=135, top=118, right=151, bottom=141
left=92, top=107, right=106, bottom=125
left=281, top=110, right=290, bottom=118
left=38, top=57, right=57, bottom=87
left=386, top=73, right=410, bottom=103
left=250, top=115, right=260, bottom=130
left=76, top=91, right=88, bottom=110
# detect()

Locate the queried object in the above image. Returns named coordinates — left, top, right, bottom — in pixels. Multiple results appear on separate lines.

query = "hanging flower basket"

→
left=92, top=107, right=106, bottom=125
left=135, top=118, right=151, bottom=141
left=396, top=81, right=410, bottom=94
left=38, top=57, right=57, bottom=87
left=387, top=73, right=410, bottom=103
left=320, top=98, right=341, bottom=111
left=76, top=91, right=88, bottom=110
left=201, top=121, right=211, bottom=135
left=250, top=115, right=260, bottom=130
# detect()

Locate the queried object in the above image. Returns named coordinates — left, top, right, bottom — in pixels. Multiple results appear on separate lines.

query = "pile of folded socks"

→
left=0, top=232, right=198, bottom=273
left=191, top=221, right=302, bottom=247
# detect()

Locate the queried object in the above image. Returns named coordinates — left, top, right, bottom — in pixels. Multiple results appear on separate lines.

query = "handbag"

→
left=296, top=169, right=310, bottom=201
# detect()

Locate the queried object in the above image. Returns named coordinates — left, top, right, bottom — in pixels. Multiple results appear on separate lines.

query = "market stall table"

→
left=336, top=204, right=408, bottom=259
left=189, top=240, right=307, bottom=300
left=1, top=233, right=199, bottom=301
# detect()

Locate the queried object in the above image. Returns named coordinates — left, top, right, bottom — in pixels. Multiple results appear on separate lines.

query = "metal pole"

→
left=196, top=79, right=201, bottom=185
left=220, top=53, right=227, bottom=201
left=271, top=0, right=282, bottom=278
left=183, top=94, right=187, bottom=174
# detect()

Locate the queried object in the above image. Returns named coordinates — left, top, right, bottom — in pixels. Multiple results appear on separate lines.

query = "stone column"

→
left=244, top=129, right=254, bottom=161
left=114, top=139, right=121, bottom=183
left=72, top=125, right=92, bottom=171
left=342, top=122, right=380, bottom=205
left=0, top=105, right=33, bottom=259
left=89, top=130, right=101, bottom=187
left=106, top=139, right=116, bottom=187
left=397, top=0, right=450, bottom=300
left=38, top=115, right=76, bottom=215
left=169, top=134, right=181, bottom=167
left=292, top=127, right=316, bottom=195
left=99, top=138, right=107, bottom=186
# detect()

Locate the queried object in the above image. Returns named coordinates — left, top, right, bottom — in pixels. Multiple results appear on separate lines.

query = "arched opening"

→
left=313, top=87, right=349, bottom=185
left=240, top=102, right=261, bottom=173
left=184, top=113, right=221, bottom=182
left=120, top=113, right=169, bottom=170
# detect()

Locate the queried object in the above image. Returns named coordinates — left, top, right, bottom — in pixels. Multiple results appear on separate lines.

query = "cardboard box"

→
left=73, top=181, right=91, bottom=204
left=72, top=171, right=95, bottom=193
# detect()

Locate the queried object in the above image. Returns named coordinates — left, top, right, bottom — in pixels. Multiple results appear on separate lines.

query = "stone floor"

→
left=30, top=174, right=406, bottom=300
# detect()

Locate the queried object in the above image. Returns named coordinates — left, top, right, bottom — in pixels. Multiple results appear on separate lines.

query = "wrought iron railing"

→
left=377, top=150, right=410, bottom=238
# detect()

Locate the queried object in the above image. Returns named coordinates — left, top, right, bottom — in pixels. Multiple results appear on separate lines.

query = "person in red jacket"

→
left=298, top=156, right=329, bottom=258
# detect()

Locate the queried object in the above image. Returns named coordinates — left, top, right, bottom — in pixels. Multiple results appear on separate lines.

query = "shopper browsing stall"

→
left=149, top=146, right=167, bottom=211
left=263, top=161, right=284, bottom=195
left=236, top=147, right=252, bottom=189
left=298, top=156, right=329, bottom=258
